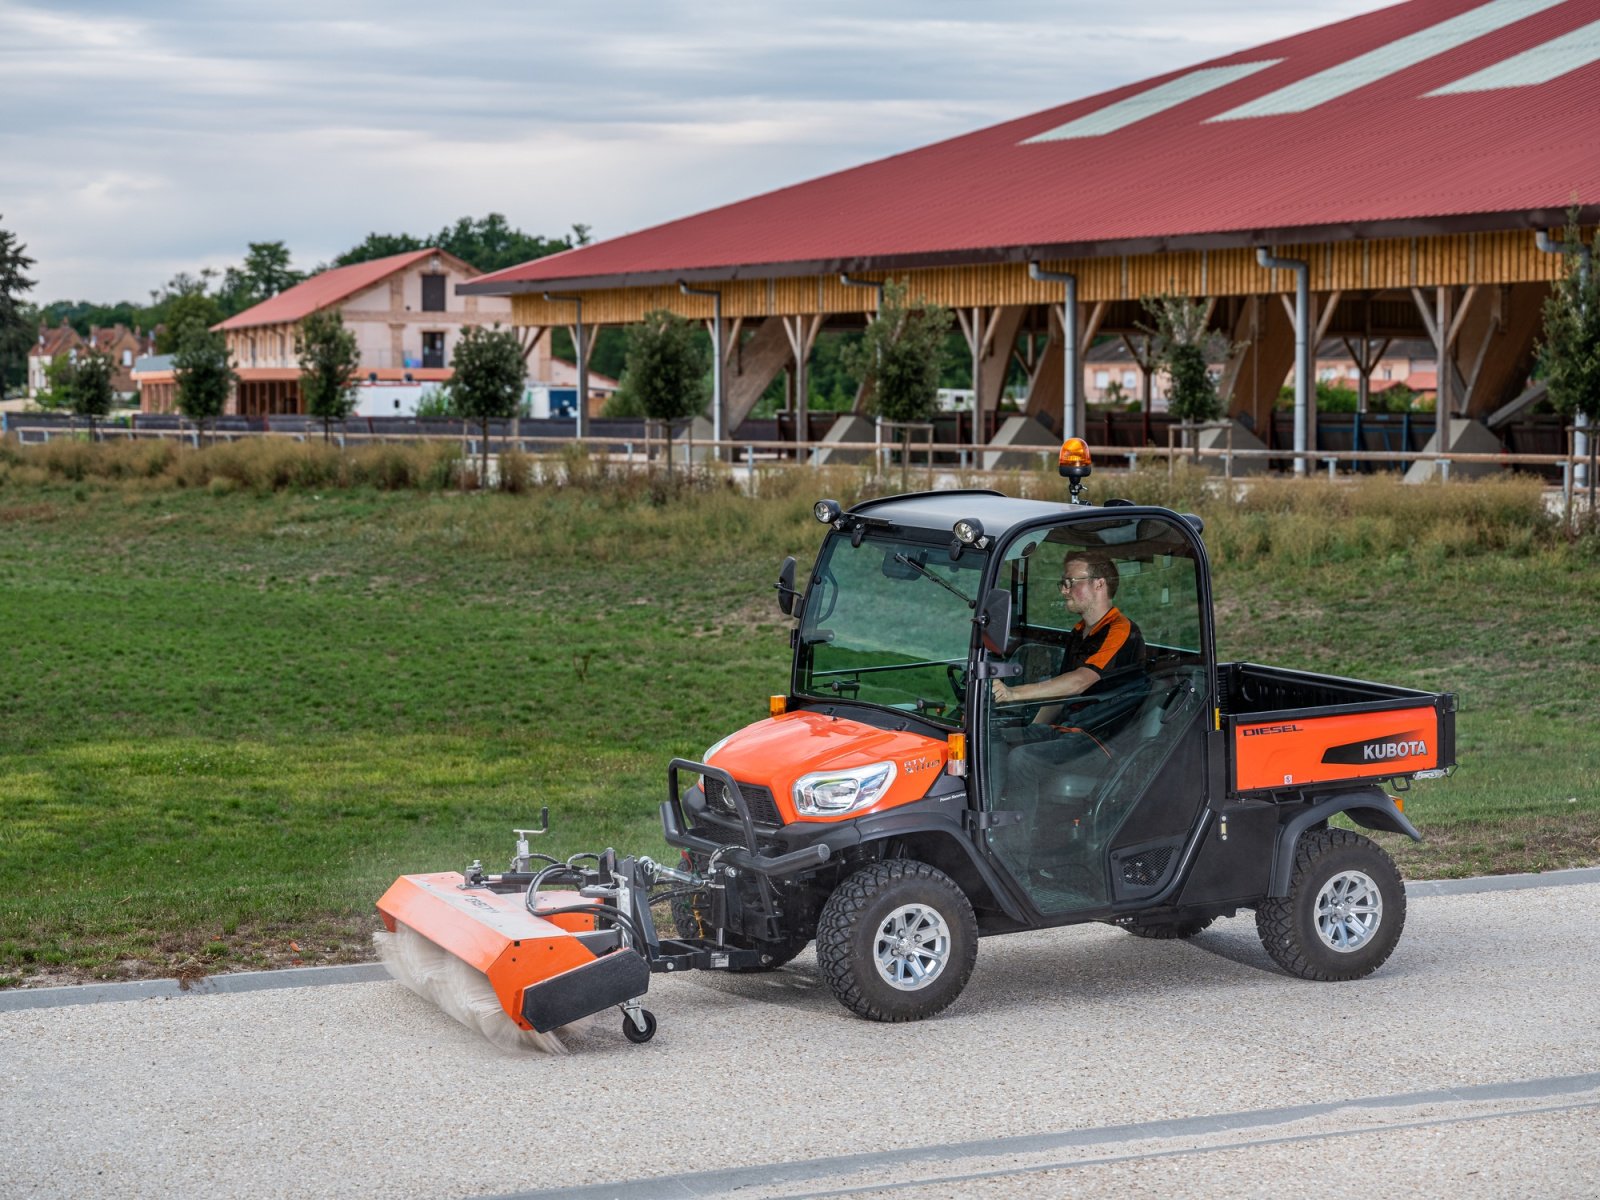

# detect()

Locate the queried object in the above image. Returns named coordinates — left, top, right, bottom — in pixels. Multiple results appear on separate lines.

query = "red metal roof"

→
left=218, top=249, right=439, bottom=330
left=467, top=0, right=1600, bottom=294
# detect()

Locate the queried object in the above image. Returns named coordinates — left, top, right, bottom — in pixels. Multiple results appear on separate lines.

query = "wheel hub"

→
left=1314, top=869, right=1383, bottom=953
left=873, top=903, right=951, bottom=990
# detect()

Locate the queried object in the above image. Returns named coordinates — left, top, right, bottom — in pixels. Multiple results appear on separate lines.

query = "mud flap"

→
left=520, top=948, right=651, bottom=1033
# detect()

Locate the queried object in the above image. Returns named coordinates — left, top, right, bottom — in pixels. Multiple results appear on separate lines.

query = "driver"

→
left=991, top=551, right=1145, bottom=870
left=991, top=551, right=1144, bottom=713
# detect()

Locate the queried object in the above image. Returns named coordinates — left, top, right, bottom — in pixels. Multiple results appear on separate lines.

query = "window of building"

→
left=122, top=349, right=133, bottom=366
left=1094, top=370, right=1110, bottom=388
left=421, top=274, right=447, bottom=313
left=1122, top=371, right=1137, bottom=390
left=422, top=331, right=446, bottom=369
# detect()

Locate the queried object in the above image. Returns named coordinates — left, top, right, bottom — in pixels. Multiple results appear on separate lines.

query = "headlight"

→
left=701, top=734, right=735, bottom=765
left=793, top=761, right=897, bottom=816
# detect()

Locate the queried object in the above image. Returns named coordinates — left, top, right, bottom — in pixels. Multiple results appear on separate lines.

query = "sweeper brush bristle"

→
left=375, top=922, right=588, bottom=1054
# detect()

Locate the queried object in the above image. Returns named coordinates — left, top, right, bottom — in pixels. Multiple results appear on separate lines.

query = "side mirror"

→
left=977, top=589, right=1017, bottom=656
left=776, top=556, right=799, bottom=616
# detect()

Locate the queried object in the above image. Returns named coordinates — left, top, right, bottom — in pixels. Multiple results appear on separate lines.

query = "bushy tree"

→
left=0, top=217, right=36, bottom=396
left=173, top=327, right=235, bottom=444
left=297, top=309, right=361, bottom=441
left=1538, top=216, right=1600, bottom=425
left=616, top=309, right=709, bottom=477
left=1138, top=293, right=1230, bottom=426
left=155, top=291, right=224, bottom=354
left=333, top=216, right=591, bottom=273
left=841, top=279, right=953, bottom=475
left=451, top=324, right=525, bottom=481
left=65, top=350, right=116, bottom=438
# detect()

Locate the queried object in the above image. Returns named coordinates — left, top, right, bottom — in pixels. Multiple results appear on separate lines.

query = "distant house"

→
left=138, top=248, right=546, bottom=416
left=1083, top=335, right=1439, bottom=410
left=27, top=321, right=154, bottom=401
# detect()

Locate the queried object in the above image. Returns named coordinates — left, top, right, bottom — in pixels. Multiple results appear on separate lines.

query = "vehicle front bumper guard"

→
left=662, top=758, right=830, bottom=878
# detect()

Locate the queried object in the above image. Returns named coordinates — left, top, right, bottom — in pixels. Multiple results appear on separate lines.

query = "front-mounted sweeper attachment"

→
left=376, top=777, right=797, bottom=1049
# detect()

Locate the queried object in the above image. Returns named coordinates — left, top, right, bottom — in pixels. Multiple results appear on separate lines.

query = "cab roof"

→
left=847, top=489, right=1079, bottom=541
left=844, top=489, right=1204, bottom=553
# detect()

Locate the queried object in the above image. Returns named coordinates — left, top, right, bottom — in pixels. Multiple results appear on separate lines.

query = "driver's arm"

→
left=991, top=665, right=1099, bottom=707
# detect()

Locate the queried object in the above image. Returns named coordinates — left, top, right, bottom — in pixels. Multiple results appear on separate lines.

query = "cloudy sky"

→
left=2, top=0, right=1391, bottom=303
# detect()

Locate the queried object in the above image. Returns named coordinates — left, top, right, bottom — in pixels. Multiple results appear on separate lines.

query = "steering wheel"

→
left=946, top=663, right=968, bottom=703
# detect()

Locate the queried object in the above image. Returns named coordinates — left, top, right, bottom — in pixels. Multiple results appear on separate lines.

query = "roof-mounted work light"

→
left=1059, top=437, right=1092, bottom=504
left=952, top=517, right=987, bottom=548
left=813, top=499, right=843, bottom=525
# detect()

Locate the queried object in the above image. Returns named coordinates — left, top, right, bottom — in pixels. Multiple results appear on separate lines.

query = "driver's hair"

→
left=1065, top=550, right=1120, bottom=598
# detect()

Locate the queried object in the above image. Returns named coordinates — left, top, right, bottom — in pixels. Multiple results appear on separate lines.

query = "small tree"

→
left=1537, top=215, right=1600, bottom=430
left=615, top=309, right=708, bottom=477
left=173, top=327, right=235, bottom=445
left=35, top=353, right=75, bottom=409
left=66, top=350, right=116, bottom=439
left=1139, top=293, right=1231, bottom=442
left=298, top=309, right=360, bottom=442
left=841, top=279, right=953, bottom=484
left=451, top=324, right=525, bottom=482
left=0, top=217, right=36, bottom=397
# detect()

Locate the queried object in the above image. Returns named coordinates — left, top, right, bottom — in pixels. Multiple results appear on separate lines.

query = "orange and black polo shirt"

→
left=1068, top=606, right=1145, bottom=691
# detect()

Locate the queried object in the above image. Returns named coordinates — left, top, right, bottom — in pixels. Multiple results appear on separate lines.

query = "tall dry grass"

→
left=0, top=435, right=1575, bottom=566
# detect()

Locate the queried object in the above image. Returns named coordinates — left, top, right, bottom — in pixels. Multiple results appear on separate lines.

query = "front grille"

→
left=704, top=777, right=783, bottom=827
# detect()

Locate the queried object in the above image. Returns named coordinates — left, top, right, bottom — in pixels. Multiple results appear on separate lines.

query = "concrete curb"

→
left=0, top=962, right=390, bottom=1013
left=3, top=866, right=1596, bottom=1014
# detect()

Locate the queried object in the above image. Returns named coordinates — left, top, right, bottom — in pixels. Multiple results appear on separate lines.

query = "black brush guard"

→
left=662, top=758, right=832, bottom=878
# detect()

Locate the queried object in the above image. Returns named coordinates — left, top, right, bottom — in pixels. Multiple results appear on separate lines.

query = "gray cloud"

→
left=0, top=0, right=1385, bottom=300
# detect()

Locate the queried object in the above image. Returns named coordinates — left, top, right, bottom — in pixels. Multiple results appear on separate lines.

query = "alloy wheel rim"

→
left=873, top=903, right=952, bottom=990
left=1314, top=869, right=1383, bottom=953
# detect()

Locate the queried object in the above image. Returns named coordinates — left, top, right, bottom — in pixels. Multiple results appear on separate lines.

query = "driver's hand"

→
left=991, top=680, right=1013, bottom=703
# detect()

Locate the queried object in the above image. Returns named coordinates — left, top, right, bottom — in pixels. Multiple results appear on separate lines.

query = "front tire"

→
left=1255, top=828, right=1405, bottom=981
left=816, top=860, right=977, bottom=1022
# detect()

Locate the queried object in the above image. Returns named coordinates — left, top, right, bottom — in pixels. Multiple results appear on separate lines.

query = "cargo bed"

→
left=1217, top=662, right=1456, bottom=795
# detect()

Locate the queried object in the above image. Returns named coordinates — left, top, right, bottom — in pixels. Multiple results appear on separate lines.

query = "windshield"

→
left=796, top=532, right=985, bottom=725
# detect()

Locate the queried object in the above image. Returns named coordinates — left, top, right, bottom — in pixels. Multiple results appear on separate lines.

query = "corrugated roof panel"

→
left=1428, top=17, right=1600, bottom=91
left=1210, top=0, right=1569, bottom=119
left=464, top=0, right=1600, bottom=293
left=1023, top=60, right=1281, bottom=142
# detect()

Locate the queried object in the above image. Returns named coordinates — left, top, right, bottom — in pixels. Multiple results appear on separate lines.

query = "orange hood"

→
left=706, top=710, right=949, bottom=824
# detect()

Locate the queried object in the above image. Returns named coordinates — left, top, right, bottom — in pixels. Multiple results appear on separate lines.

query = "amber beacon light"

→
left=1058, top=437, right=1092, bottom=502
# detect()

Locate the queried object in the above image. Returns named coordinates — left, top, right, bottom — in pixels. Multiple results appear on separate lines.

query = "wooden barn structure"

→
left=462, top=0, right=1600, bottom=469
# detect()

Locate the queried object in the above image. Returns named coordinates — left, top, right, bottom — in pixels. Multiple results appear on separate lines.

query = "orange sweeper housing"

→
left=377, top=440, right=1456, bottom=1047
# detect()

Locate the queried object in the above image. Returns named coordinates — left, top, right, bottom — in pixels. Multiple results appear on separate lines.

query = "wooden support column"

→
left=1023, top=301, right=1105, bottom=434
left=781, top=314, right=823, bottom=443
left=726, top=318, right=792, bottom=429
left=1222, top=295, right=1295, bottom=438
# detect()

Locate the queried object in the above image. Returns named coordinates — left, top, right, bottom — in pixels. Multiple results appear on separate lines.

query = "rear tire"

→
left=1255, top=828, right=1405, bottom=981
left=816, top=860, right=977, bottom=1022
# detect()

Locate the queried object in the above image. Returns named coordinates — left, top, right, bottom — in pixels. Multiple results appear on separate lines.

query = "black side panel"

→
left=1177, top=800, right=1278, bottom=907
left=520, top=949, right=650, bottom=1033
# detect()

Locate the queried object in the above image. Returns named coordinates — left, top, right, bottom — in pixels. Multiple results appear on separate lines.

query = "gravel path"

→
left=3, top=873, right=1597, bottom=1199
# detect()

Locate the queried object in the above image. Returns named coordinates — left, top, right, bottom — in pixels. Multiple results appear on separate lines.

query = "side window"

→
left=999, top=521, right=1203, bottom=665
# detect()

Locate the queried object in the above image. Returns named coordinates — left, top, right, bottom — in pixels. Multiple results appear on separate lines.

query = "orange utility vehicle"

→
left=378, top=443, right=1455, bottom=1044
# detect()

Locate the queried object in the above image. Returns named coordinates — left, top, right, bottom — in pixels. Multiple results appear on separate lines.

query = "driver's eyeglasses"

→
left=1058, top=575, right=1095, bottom=592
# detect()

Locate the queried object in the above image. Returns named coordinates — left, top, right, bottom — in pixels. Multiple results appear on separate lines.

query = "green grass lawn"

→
left=1, top=457, right=1596, bottom=985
